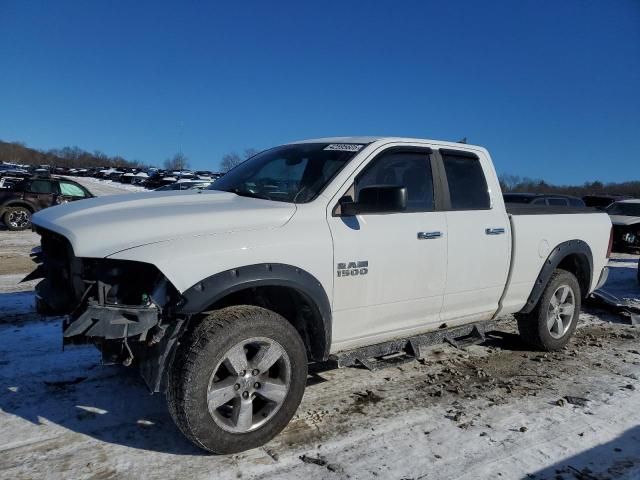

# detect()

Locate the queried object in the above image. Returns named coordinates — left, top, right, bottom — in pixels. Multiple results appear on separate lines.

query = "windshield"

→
left=607, top=202, right=640, bottom=217
left=209, top=143, right=364, bottom=203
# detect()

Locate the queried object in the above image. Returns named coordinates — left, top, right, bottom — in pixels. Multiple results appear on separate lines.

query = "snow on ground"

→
left=0, top=192, right=638, bottom=478
left=70, top=176, right=147, bottom=196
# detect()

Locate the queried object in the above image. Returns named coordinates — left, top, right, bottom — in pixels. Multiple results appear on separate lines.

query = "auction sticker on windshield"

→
left=324, top=144, right=364, bottom=152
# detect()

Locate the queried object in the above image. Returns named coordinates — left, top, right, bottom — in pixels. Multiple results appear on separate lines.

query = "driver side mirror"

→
left=340, top=185, right=407, bottom=216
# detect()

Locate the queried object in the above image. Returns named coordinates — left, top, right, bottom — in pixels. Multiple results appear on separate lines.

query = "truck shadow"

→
left=0, top=354, right=206, bottom=455
left=527, top=425, right=640, bottom=479
left=0, top=319, right=333, bottom=456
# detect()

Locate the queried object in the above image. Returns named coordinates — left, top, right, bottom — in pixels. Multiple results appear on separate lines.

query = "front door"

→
left=58, top=180, right=91, bottom=203
left=327, top=147, right=447, bottom=350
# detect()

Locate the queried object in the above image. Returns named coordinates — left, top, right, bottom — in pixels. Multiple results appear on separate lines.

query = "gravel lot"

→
left=0, top=179, right=638, bottom=480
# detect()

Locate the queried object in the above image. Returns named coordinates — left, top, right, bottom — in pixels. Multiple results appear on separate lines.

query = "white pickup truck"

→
left=29, top=137, right=612, bottom=454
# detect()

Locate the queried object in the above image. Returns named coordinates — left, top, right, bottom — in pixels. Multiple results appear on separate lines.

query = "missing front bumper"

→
left=63, top=302, right=160, bottom=340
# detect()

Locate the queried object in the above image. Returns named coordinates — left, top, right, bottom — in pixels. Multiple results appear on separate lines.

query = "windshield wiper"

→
left=227, top=188, right=272, bottom=201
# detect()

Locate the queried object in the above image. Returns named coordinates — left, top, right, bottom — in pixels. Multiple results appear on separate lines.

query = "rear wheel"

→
left=167, top=305, right=308, bottom=454
left=3, top=207, right=32, bottom=231
left=516, top=269, right=581, bottom=351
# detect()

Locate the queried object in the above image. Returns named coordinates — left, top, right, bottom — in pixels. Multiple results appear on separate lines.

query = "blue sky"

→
left=1, top=1, right=638, bottom=183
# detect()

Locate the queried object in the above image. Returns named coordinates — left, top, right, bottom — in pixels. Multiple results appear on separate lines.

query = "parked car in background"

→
left=0, top=176, right=26, bottom=190
left=0, top=170, right=32, bottom=189
left=606, top=199, right=640, bottom=253
left=503, top=193, right=586, bottom=207
left=583, top=194, right=631, bottom=209
left=0, top=177, right=93, bottom=230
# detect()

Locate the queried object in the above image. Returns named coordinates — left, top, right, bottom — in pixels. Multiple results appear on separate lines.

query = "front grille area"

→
left=35, top=228, right=84, bottom=315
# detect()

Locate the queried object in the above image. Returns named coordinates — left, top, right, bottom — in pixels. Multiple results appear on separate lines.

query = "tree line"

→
left=0, top=140, right=144, bottom=169
left=499, top=174, right=640, bottom=198
left=0, top=139, right=259, bottom=173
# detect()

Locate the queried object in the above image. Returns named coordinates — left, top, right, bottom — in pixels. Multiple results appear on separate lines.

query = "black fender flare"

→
left=176, top=263, right=332, bottom=360
left=519, top=239, right=593, bottom=314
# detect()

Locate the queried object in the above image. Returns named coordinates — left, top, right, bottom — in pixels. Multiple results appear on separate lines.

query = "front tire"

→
left=516, top=269, right=581, bottom=351
left=167, top=305, right=308, bottom=454
left=3, top=206, right=32, bottom=231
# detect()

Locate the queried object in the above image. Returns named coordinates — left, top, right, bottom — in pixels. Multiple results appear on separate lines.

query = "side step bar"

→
left=330, top=321, right=494, bottom=371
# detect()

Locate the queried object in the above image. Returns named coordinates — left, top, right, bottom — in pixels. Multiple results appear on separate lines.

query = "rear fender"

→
left=519, top=240, right=593, bottom=314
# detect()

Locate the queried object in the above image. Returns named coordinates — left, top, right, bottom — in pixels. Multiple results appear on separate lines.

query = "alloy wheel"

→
left=546, top=285, right=575, bottom=339
left=207, top=337, right=291, bottom=433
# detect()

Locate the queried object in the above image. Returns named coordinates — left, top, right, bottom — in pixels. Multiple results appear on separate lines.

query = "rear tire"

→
left=3, top=206, right=32, bottom=231
left=516, top=269, right=581, bottom=351
left=167, top=305, right=308, bottom=454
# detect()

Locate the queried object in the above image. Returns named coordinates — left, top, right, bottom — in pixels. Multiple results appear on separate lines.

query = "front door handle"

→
left=417, top=231, right=443, bottom=240
left=485, top=227, right=506, bottom=235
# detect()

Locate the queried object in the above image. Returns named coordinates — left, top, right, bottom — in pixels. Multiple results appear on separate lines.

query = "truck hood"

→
left=609, top=215, right=640, bottom=227
left=32, top=190, right=296, bottom=257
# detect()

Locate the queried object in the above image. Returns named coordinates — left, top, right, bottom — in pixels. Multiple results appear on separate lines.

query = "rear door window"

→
left=441, top=152, right=490, bottom=210
left=27, top=180, right=55, bottom=194
left=547, top=198, right=569, bottom=206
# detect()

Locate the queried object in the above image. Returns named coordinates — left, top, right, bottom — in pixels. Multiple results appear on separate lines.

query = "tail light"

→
left=607, top=227, right=614, bottom=258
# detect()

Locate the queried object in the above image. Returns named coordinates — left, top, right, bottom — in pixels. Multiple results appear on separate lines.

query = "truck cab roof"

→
left=291, top=136, right=486, bottom=151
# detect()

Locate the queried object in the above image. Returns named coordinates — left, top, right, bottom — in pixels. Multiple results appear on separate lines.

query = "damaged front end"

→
left=28, top=228, right=187, bottom=392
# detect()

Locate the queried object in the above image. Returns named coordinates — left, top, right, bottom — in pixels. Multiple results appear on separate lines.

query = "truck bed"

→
left=506, top=205, right=601, bottom=215
left=499, top=208, right=612, bottom=315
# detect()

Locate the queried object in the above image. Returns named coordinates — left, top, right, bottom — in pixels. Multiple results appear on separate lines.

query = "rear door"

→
left=437, top=149, right=511, bottom=324
left=23, top=179, right=57, bottom=210
left=327, top=146, right=448, bottom=349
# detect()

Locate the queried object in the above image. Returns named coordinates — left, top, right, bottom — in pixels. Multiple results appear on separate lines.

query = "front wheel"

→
left=3, top=206, right=32, bottom=231
left=516, top=269, right=581, bottom=351
left=167, top=306, right=308, bottom=454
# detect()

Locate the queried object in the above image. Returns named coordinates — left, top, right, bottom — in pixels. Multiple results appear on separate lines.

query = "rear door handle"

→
left=485, top=228, right=506, bottom=235
left=417, top=231, right=443, bottom=240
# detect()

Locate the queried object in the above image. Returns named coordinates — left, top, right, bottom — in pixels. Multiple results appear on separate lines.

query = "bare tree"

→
left=220, top=148, right=258, bottom=172
left=499, top=174, right=522, bottom=192
left=163, top=152, right=189, bottom=171
left=244, top=148, right=258, bottom=159
left=220, top=152, right=243, bottom=172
